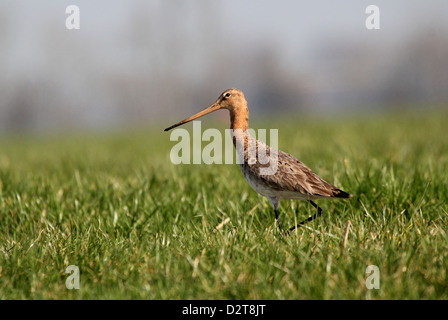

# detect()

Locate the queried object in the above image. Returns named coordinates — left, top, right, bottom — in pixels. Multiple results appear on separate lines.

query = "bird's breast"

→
left=239, top=163, right=277, bottom=198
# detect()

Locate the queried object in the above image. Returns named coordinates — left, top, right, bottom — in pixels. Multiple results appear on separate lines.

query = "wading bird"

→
left=164, top=88, right=350, bottom=232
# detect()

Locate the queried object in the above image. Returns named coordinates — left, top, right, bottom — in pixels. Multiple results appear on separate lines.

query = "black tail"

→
left=333, top=188, right=351, bottom=199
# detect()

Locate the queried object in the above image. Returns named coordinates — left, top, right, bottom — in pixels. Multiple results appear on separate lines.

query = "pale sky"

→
left=1, top=1, right=448, bottom=131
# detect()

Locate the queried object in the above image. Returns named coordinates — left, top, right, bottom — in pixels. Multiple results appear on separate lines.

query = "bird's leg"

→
left=288, top=200, right=323, bottom=232
left=274, top=209, right=282, bottom=230
left=267, top=197, right=283, bottom=232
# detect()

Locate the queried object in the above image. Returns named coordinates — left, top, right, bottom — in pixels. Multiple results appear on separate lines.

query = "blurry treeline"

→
left=0, top=1, right=448, bottom=133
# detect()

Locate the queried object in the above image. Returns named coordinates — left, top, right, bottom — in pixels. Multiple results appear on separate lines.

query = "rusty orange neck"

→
left=229, top=106, right=249, bottom=132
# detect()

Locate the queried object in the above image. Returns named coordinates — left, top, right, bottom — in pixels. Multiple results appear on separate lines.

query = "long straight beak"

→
left=164, top=103, right=220, bottom=131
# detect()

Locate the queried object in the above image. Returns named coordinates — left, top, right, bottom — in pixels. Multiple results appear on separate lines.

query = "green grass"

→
left=0, top=110, right=447, bottom=299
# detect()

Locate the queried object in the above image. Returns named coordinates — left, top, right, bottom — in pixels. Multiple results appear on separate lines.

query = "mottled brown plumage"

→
left=240, top=134, right=350, bottom=200
left=165, top=88, right=351, bottom=232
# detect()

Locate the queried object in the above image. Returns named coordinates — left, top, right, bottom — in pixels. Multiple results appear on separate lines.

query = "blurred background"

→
left=1, top=0, right=448, bottom=134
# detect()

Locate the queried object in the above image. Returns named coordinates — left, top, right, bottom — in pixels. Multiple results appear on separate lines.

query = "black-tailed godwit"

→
left=165, top=88, right=351, bottom=232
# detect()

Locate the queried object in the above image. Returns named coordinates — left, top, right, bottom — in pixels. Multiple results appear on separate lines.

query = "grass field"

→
left=0, top=110, right=447, bottom=299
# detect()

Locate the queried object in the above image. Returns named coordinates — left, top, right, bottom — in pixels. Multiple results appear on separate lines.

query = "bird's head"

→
left=164, top=88, right=247, bottom=131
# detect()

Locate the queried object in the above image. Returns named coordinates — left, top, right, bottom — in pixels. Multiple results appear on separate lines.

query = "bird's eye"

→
left=224, top=92, right=231, bottom=98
